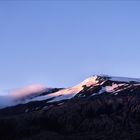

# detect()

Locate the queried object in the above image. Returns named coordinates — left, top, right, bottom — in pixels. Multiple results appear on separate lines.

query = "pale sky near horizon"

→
left=0, top=0, right=140, bottom=93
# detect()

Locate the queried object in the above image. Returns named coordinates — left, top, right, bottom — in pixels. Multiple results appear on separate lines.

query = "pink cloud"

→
left=10, top=84, right=45, bottom=99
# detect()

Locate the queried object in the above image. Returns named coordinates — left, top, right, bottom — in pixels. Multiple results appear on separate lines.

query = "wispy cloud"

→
left=0, top=84, right=45, bottom=108
left=10, top=84, right=45, bottom=99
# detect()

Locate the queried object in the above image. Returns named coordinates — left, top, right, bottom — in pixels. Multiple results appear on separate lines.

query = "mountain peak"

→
left=88, top=74, right=140, bottom=83
left=80, top=75, right=99, bottom=87
left=1, top=74, right=140, bottom=109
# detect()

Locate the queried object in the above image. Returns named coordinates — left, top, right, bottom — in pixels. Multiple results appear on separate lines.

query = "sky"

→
left=0, top=0, right=140, bottom=93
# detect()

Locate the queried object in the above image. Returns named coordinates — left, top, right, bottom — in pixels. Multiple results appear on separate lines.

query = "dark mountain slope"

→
left=1, top=75, right=140, bottom=140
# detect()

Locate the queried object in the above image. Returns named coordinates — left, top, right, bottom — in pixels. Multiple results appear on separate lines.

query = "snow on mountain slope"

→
left=1, top=75, right=140, bottom=109
left=96, top=74, right=140, bottom=83
left=110, top=76, right=140, bottom=83
left=29, top=75, right=99, bottom=103
left=28, top=75, right=140, bottom=103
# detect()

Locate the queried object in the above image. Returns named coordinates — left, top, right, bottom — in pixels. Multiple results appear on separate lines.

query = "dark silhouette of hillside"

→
left=1, top=92, right=140, bottom=140
left=1, top=75, right=140, bottom=140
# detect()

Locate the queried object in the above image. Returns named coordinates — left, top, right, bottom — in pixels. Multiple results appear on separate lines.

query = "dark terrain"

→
left=1, top=75, right=140, bottom=140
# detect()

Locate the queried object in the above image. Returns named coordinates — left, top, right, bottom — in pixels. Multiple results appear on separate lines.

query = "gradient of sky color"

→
left=0, top=0, right=140, bottom=92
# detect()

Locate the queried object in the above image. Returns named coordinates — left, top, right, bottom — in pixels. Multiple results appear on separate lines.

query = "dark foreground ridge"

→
left=1, top=75, right=140, bottom=140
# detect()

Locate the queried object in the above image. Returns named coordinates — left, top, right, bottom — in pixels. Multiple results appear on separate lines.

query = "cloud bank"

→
left=0, top=84, right=45, bottom=108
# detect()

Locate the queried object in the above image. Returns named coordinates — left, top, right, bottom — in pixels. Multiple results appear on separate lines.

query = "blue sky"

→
left=0, top=0, right=140, bottom=91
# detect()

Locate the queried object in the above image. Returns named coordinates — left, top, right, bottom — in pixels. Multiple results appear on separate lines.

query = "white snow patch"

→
left=110, top=76, right=140, bottom=83
left=106, top=84, right=119, bottom=93
left=98, top=87, right=106, bottom=94
left=114, top=93, right=118, bottom=95
left=106, top=84, right=124, bottom=93
left=91, top=87, right=106, bottom=96
left=92, top=84, right=125, bottom=96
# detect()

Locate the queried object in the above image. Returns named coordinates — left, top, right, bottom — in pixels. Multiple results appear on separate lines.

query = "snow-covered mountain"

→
left=16, top=75, right=140, bottom=103
left=1, top=75, right=140, bottom=140
left=1, top=75, right=140, bottom=109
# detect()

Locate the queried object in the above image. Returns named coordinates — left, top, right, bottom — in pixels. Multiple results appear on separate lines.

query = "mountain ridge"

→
left=1, top=75, right=140, bottom=109
left=1, top=75, right=140, bottom=140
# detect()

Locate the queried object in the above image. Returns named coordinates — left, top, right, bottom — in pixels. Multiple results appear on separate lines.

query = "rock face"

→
left=1, top=75, right=140, bottom=140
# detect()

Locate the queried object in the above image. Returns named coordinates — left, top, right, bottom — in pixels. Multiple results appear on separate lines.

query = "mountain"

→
left=1, top=75, right=140, bottom=140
